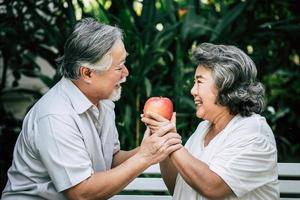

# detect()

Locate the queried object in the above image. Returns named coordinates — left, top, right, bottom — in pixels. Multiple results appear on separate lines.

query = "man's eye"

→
left=194, top=79, right=202, bottom=84
left=116, top=62, right=125, bottom=71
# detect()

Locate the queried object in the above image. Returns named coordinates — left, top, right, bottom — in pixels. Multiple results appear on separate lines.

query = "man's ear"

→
left=80, top=66, right=92, bottom=83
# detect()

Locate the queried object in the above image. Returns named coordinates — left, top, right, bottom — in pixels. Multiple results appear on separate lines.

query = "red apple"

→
left=143, top=97, right=173, bottom=120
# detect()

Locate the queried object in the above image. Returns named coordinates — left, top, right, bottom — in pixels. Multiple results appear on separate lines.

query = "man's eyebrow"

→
left=195, top=75, right=205, bottom=79
left=120, top=52, right=129, bottom=62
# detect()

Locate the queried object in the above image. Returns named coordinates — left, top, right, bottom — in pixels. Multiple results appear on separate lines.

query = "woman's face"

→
left=190, top=65, right=221, bottom=121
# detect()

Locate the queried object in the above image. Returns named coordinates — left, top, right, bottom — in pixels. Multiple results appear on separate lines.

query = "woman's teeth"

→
left=195, top=100, right=202, bottom=106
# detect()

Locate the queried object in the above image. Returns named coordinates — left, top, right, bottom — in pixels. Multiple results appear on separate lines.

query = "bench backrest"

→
left=112, top=163, right=300, bottom=200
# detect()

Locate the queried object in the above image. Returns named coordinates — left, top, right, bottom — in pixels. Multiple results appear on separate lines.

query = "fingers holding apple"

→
left=153, top=121, right=176, bottom=137
left=141, top=112, right=177, bottom=135
left=141, top=113, right=168, bottom=132
left=170, top=112, right=176, bottom=124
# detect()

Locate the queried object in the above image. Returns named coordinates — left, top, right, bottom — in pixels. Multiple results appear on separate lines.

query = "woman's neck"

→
left=210, top=111, right=235, bottom=133
left=204, top=111, right=235, bottom=147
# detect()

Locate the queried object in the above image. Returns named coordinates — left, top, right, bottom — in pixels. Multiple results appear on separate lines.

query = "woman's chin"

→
left=195, top=109, right=205, bottom=119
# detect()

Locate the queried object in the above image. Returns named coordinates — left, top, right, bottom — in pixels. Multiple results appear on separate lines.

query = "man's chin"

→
left=110, top=95, right=121, bottom=102
left=109, top=87, right=122, bottom=101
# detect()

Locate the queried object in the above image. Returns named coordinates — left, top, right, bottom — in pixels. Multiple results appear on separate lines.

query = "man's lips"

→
left=116, top=78, right=127, bottom=88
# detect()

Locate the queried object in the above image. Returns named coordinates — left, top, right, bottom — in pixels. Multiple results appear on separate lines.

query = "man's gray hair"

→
left=56, top=18, right=123, bottom=79
left=191, top=43, right=265, bottom=116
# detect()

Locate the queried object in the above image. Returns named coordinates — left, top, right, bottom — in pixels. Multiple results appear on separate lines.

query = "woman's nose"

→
left=190, top=83, right=197, bottom=97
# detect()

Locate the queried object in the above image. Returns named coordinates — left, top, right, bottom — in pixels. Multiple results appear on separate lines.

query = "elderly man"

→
left=1, top=18, right=182, bottom=200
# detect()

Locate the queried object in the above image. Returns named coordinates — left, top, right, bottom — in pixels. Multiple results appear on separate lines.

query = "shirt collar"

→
left=61, top=77, right=94, bottom=114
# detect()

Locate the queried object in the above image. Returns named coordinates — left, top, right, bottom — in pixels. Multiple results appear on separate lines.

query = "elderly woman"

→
left=142, top=43, right=279, bottom=200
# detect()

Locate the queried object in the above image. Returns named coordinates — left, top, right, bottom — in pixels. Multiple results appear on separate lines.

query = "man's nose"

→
left=123, top=65, right=129, bottom=77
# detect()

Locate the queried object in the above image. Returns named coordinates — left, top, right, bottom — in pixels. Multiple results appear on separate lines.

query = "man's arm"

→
left=112, top=148, right=139, bottom=168
left=64, top=152, right=150, bottom=200
left=64, top=127, right=182, bottom=200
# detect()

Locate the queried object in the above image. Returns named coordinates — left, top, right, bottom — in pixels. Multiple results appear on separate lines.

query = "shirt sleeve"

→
left=209, top=134, right=277, bottom=197
left=113, top=133, right=121, bottom=154
left=35, top=114, right=93, bottom=192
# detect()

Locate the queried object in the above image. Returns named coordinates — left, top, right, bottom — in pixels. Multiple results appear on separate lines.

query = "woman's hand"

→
left=141, top=112, right=177, bottom=135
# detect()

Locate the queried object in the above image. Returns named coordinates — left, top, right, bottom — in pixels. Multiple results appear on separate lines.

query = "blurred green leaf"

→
left=144, top=77, right=152, bottom=97
left=210, top=1, right=248, bottom=42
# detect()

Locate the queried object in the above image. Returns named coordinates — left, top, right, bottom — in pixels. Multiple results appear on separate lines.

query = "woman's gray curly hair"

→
left=191, top=43, right=265, bottom=117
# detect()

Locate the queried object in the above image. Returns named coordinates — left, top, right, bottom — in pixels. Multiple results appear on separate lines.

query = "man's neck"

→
left=72, top=79, right=99, bottom=106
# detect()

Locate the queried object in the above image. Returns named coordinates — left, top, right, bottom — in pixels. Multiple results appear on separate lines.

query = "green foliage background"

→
left=1, top=0, right=300, bottom=191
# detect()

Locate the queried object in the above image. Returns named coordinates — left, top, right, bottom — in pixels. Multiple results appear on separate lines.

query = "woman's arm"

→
left=160, top=156, right=178, bottom=194
left=170, top=147, right=232, bottom=199
left=142, top=112, right=232, bottom=199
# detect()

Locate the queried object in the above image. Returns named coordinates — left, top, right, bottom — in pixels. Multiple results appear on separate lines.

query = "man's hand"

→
left=137, top=127, right=182, bottom=165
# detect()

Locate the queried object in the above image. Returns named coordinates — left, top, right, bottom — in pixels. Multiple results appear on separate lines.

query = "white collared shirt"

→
left=173, top=114, right=279, bottom=200
left=2, top=77, right=120, bottom=200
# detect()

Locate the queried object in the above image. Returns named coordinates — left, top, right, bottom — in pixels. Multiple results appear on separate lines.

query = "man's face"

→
left=89, top=40, right=129, bottom=102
